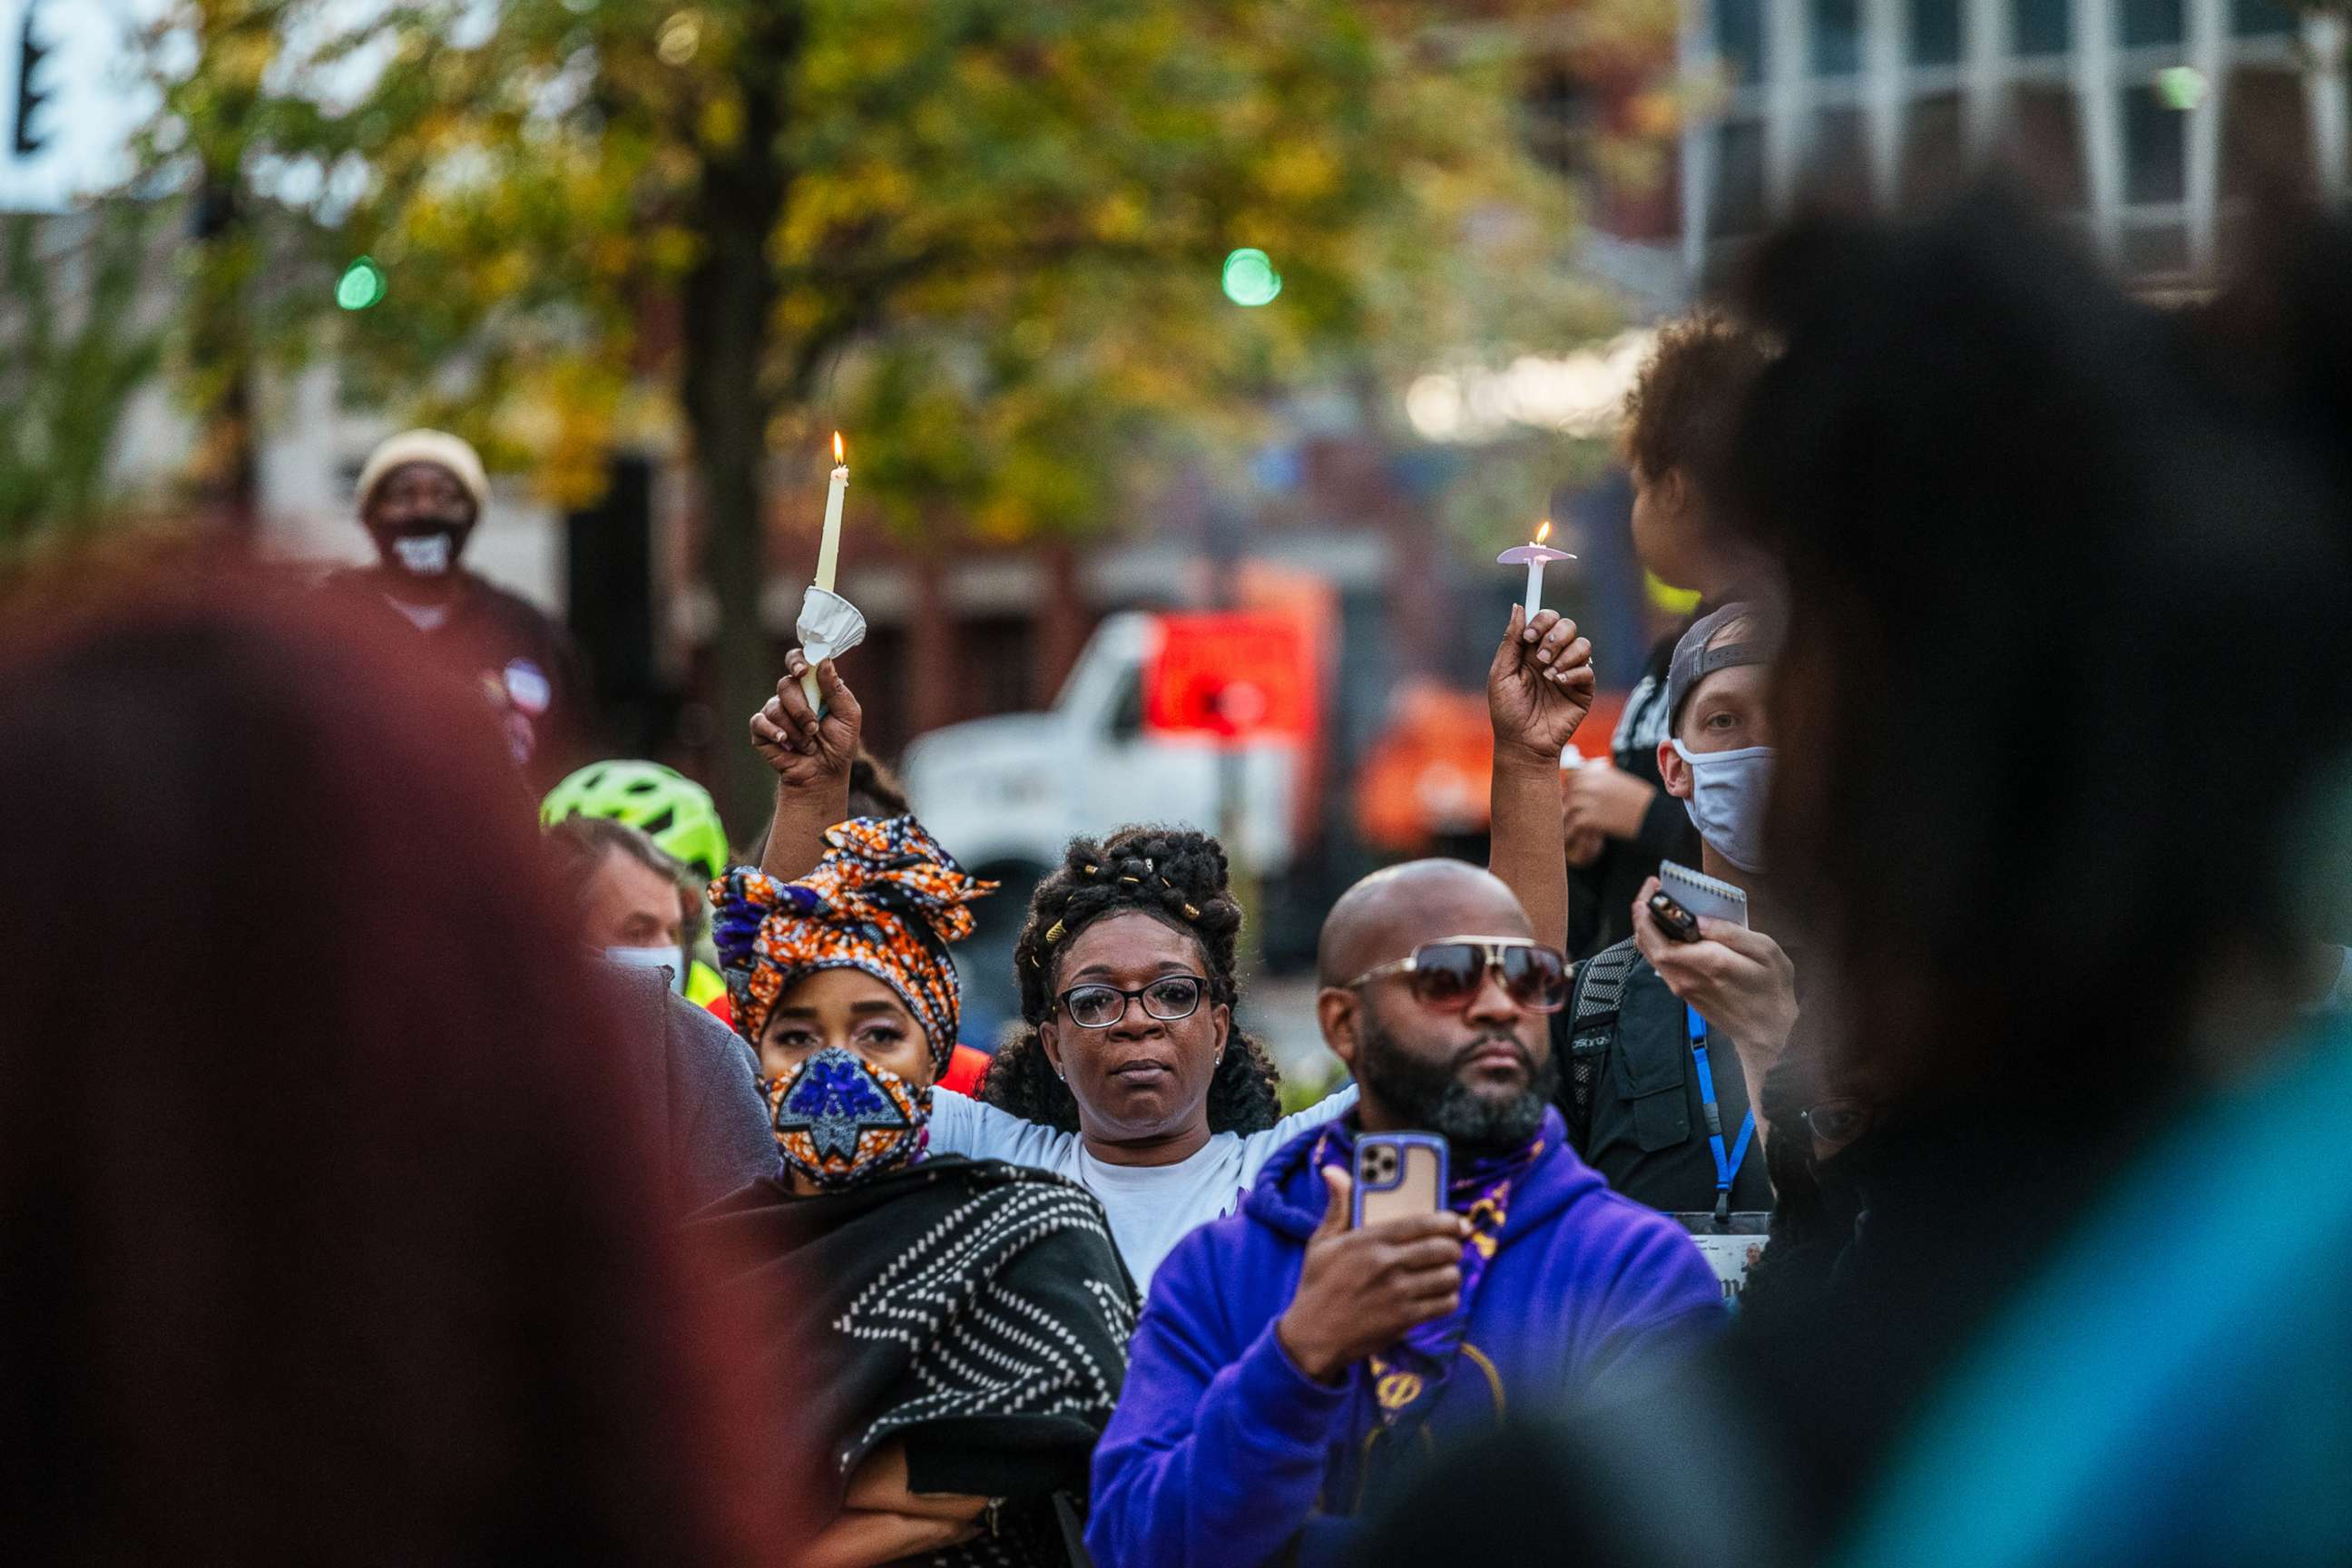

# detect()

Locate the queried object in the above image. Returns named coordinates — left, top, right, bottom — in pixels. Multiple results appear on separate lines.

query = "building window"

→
left=1808, top=107, right=1872, bottom=203
left=962, top=616, right=1037, bottom=720
left=2222, top=66, right=2310, bottom=197
left=1902, top=92, right=1968, bottom=204
left=1909, top=0, right=1963, bottom=66
left=1811, top=0, right=1862, bottom=76
left=1715, top=0, right=1767, bottom=88
left=2119, top=0, right=2185, bottom=48
left=2008, top=83, right=2087, bottom=209
left=2124, top=84, right=2188, bottom=204
left=2011, top=0, right=2071, bottom=54
left=2232, top=0, right=2298, bottom=37
left=1711, top=119, right=1769, bottom=234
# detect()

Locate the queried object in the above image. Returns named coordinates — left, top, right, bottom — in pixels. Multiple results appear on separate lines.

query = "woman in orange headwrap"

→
left=695, top=818, right=1136, bottom=1568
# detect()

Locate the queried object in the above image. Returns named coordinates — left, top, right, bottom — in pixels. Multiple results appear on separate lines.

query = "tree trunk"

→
left=681, top=11, right=801, bottom=843
left=189, top=169, right=259, bottom=539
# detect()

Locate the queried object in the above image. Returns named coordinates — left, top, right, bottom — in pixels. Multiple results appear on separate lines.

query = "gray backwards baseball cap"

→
left=1665, top=600, right=1783, bottom=731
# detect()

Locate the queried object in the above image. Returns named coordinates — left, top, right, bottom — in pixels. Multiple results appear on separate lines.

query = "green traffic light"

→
left=336, top=257, right=387, bottom=311
left=1221, top=248, right=1282, bottom=308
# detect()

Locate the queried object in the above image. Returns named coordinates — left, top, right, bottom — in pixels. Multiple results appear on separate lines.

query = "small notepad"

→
left=1661, top=859, right=1749, bottom=928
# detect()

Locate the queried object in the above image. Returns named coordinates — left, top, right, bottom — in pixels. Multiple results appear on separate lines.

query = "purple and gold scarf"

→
left=1308, top=1122, right=1546, bottom=1428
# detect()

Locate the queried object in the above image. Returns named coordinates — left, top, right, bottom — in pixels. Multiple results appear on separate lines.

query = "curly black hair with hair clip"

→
left=977, top=826, right=1283, bottom=1135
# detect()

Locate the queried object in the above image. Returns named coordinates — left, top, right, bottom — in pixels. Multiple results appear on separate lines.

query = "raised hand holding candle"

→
left=803, top=433, right=849, bottom=710
left=1496, top=520, right=1575, bottom=617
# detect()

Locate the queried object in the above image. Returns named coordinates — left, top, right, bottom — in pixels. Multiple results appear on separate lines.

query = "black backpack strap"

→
left=1052, top=1490, right=1096, bottom=1568
left=1563, top=939, right=1640, bottom=1150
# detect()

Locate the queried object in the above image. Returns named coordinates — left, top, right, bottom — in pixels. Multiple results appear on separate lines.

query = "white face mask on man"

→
left=603, top=944, right=687, bottom=993
left=1671, top=739, right=1774, bottom=875
left=390, top=531, right=456, bottom=575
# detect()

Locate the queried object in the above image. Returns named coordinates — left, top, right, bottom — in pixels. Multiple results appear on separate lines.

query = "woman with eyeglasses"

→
left=928, top=827, right=1358, bottom=1293
left=742, top=655, right=1356, bottom=1294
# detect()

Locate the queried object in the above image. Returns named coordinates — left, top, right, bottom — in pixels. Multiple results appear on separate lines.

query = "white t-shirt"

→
left=926, top=1084, right=1358, bottom=1294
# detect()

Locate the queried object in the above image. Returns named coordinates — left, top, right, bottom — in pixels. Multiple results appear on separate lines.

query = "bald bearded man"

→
left=1089, top=861, right=1723, bottom=1568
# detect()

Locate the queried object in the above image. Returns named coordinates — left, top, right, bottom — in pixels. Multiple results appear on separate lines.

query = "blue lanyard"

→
left=1687, top=1004, right=1755, bottom=1226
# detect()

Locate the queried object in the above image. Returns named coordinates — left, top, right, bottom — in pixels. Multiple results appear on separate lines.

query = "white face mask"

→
left=603, top=945, right=686, bottom=993
left=391, top=532, right=455, bottom=575
left=1671, top=739, right=1774, bottom=874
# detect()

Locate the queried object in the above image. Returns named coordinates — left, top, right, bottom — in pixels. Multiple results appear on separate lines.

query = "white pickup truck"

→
left=899, top=612, right=1303, bottom=1035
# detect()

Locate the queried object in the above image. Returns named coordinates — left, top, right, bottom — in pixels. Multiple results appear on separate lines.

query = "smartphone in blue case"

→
left=1352, top=1132, right=1449, bottom=1228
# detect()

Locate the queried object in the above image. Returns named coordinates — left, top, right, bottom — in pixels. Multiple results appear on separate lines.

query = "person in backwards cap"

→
left=321, top=428, right=587, bottom=781
left=1533, top=603, right=1803, bottom=1228
left=693, top=817, right=1137, bottom=1568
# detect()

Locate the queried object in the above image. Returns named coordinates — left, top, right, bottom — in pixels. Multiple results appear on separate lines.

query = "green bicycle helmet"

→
left=541, top=760, right=732, bottom=887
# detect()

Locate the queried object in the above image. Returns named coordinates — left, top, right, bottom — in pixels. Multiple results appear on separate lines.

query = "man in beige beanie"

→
left=323, top=429, right=585, bottom=781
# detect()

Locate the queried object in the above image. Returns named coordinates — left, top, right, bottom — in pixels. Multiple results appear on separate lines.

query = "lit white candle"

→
left=803, top=433, right=848, bottom=711
left=1496, top=520, right=1575, bottom=618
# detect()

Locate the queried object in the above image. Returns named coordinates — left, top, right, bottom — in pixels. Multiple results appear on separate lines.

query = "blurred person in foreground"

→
left=0, top=562, right=786, bottom=1563
left=544, top=816, right=777, bottom=1209
left=1360, top=191, right=2352, bottom=1568
left=1563, top=317, right=1778, bottom=959
left=543, top=759, right=738, bottom=1015
left=322, top=428, right=587, bottom=781
left=751, top=652, right=1345, bottom=1290
left=1822, top=203, right=2352, bottom=1568
left=693, top=818, right=1135, bottom=1568
left=1086, top=858, right=1720, bottom=1568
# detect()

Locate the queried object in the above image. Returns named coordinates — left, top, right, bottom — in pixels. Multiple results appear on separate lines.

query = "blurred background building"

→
left=1681, top=0, right=2336, bottom=285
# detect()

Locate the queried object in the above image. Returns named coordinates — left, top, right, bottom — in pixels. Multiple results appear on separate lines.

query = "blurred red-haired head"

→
left=0, top=553, right=792, bottom=1563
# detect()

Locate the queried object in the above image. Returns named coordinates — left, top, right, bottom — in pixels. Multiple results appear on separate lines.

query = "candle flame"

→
left=1534, top=519, right=1551, bottom=545
left=833, top=431, right=846, bottom=464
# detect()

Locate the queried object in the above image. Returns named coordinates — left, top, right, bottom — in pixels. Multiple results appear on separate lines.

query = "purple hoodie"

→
left=1086, top=1108, right=1724, bottom=1568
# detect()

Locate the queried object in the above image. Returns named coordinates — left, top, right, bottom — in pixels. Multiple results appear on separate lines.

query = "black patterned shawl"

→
left=693, top=1156, right=1137, bottom=1563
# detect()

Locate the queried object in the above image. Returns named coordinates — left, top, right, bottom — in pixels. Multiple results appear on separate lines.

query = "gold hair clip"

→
left=1182, top=903, right=1200, bottom=920
left=1119, top=877, right=1140, bottom=887
left=1045, top=919, right=1066, bottom=944
left=1083, top=864, right=1099, bottom=877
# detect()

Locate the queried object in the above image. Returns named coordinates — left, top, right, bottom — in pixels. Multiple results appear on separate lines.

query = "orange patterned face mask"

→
left=708, top=817, right=995, bottom=1063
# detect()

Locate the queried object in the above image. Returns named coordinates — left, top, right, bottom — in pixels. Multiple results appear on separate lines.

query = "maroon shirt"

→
left=321, top=566, right=590, bottom=787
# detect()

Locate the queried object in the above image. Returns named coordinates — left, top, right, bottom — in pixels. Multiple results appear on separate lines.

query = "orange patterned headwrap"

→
left=709, top=816, right=994, bottom=1063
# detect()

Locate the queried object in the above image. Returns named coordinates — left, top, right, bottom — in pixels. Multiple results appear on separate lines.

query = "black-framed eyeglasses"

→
left=1798, top=1099, right=1873, bottom=1156
left=1057, top=975, right=1209, bottom=1029
left=1344, top=936, right=1569, bottom=1014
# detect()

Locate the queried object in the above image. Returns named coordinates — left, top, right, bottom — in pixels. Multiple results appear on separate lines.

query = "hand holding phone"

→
left=1352, top=1133, right=1449, bottom=1227
left=1647, top=889, right=1702, bottom=944
left=1276, top=1155, right=1469, bottom=1386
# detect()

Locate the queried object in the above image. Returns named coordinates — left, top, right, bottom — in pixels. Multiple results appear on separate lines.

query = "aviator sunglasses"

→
left=1344, top=936, right=1569, bottom=1014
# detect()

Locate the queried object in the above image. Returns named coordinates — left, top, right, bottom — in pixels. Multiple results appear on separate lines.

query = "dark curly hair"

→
left=978, top=827, right=1283, bottom=1136
left=1622, top=311, right=1776, bottom=497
